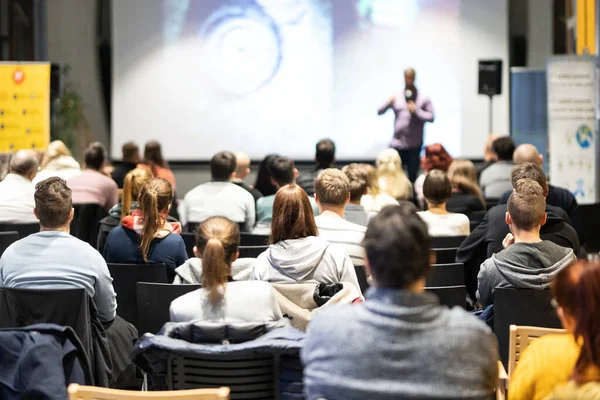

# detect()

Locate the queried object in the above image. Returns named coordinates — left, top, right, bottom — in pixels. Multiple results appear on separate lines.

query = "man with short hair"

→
left=302, top=205, right=499, bottom=399
left=111, top=141, right=140, bottom=188
left=297, top=139, right=336, bottom=196
left=256, top=156, right=318, bottom=225
left=231, top=151, right=262, bottom=203
left=0, top=150, right=39, bottom=223
left=0, top=177, right=117, bottom=322
left=314, top=169, right=366, bottom=272
left=67, top=142, right=118, bottom=211
left=341, top=163, right=369, bottom=226
left=479, top=136, right=516, bottom=198
left=477, top=179, right=576, bottom=306
left=181, top=151, right=255, bottom=231
left=457, top=162, right=579, bottom=301
left=498, top=143, right=578, bottom=223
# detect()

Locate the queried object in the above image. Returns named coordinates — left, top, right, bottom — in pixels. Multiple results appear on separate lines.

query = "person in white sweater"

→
left=170, top=216, right=282, bottom=323
left=417, top=169, right=470, bottom=237
left=252, top=184, right=361, bottom=293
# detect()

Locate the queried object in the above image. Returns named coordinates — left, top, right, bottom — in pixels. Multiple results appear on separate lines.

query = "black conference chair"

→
left=184, top=222, right=200, bottom=234
left=239, top=245, right=269, bottom=258
left=136, top=282, right=200, bottom=335
left=578, top=203, right=600, bottom=252
left=432, top=247, right=458, bottom=265
left=355, top=265, right=370, bottom=293
left=426, top=263, right=465, bottom=287
left=493, top=288, right=561, bottom=367
left=426, top=285, right=467, bottom=309
left=0, top=222, right=39, bottom=238
left=0, top=231, right=19, bottom=257
left=107, top=263, right=168, bottom=330
left=431, top=236, right=467, bottom=249
left=240, top=232, right=269, bottom=246
left=485, top=198, right=500, bottom=210
left=181, top=232, right=196, bottom=258
left=73, top=204, right=107, bottom=247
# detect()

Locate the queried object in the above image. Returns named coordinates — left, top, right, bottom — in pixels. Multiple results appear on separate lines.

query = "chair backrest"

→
left=240, top=232, right=269, bottom=246
left=73, top=204, right=108, bottom=247
left=432, top=247, right=458, bottom=264
left=485, top=198, right=500, bottom=209
left=136, top=282, right=200, bottom=335
left=107, top=263, right=168, bottom=328
left=169, top=353, right=276, bottom=398
left=185, top=222, right=200, bottom=234
left=68, top=383, right=230, bottom=399
left=508, top=325, right=566, bottom=379
left=0, top=222, right=40, bottom=238
left=355, top=265, right=370, bottom=293
left=238, top=245, right=269, bottom=258
left=426, top=263, right=465, bottom=287
left=431, top=236, right=467, bottom=249
left=425, top=285, right=467, bottom=309
left=493, top=288, right=562, bottom=367
left=0, top=231, right=19, bottom=257
left=181, top=232, right=196, bottom=258
left=579, top=203, right=600, bottom=252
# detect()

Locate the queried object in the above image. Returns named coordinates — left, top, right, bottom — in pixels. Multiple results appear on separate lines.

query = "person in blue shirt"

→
left=104, top=178, right=187, bottom=281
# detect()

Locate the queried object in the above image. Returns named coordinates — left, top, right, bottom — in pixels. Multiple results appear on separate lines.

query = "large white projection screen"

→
left=112, top=0, right=491, bottom=161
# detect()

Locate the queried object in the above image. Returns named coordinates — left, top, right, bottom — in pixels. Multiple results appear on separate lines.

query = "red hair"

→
left=421, top=144, right=453, bottom=172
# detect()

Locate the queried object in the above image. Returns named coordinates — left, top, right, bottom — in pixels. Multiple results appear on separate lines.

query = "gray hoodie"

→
left=172, top=258, right=256, bottom=284
left=252, top=236, right=361, bottom=294
left=477, top=241, right=576, bottom=306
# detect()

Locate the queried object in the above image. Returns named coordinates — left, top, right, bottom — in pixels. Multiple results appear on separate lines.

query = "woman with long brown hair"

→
left=137, top=141, right=176, bottom=190
left=103, top=178, right=187, bottom=281
left=446, top=159, right=486, bottom=215
left=170, top=216, right=283, bottom=323
left=252, top=184, right=360, bottom=291
left=509, top=261, right=600, bottom=399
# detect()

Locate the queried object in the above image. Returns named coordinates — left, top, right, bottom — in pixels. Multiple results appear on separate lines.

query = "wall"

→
left=459, top=0, right=510, bottom=157
left=46, top=0, right=109, bottom=151
left=526, top=0, right=553, bottom=68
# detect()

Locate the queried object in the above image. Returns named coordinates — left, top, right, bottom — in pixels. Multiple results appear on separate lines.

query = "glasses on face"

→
left=551, top=298, right=559, bottom=309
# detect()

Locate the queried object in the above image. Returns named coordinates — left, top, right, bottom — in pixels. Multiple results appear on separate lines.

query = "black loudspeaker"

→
left=478, top=60, right=503, bottom=96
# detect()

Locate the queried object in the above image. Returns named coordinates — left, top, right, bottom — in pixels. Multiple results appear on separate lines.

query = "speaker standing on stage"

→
left=378, top=68, right=435, bottom=183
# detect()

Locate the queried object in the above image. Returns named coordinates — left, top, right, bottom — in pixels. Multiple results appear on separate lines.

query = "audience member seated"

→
left=499, top=143, right=578, bottom=223
left=375, top=148, right=413, bottom=201
left=0, top=177, right=117, bottom=322
left=446, top=159, right=486, bottom=215
left=314, top=168, right=366, bottom=272
left=476, top=179, right=575, bottom=307
left=231, top=151, right=262, bottom=202
left=479, top=136, right=515, bottom=198
left=67, top=142, right=118, bottom=212
left=97, top=167, right=153, bottom=252
left=509, top=261, right=600, bottom=400
left=476, top=133, right=501, bottom=178
left=138, top=140, right=176, bottom=190
left=111, top=141, right=140, bottom=188
left=301, top=204, right=499, bottom=399
left=360, top=164, right=398, bottom=213
left=252, top=184, right=360, bottom=292
left=342, top=163, right=369, bottom=226
left=254, top=154, right=279, bottom=197
left=180, top=151, right=255, bottom=231
left=414, top=143, right=453, bottom=208
left=297, top=138, right=336, bottom=196
left=417, top=170, right=470, bottom=237
left=173, top=217, right=256, bottom=284
left=0, top=150, right=39, bottom=223
left=104, top=178, right=187, bottom=281
left=256, top=156, right=318, bottom=225
left=457, top=163, right=579, bottom=300
left=33, top=140, right=80, bottom=185
left=170, top=216, right=283, bottom=323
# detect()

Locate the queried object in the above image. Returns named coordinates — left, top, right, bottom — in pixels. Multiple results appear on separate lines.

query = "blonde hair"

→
left=137, top=178, right=173, bottom=261
left=447, top=159, right=485, bottom=208
left=376, top=149, right=413, bottom=200
left=41, top=140, right=71, bottom=168
left=197, top=217, right=240, bottom=305
left=364, top=164, right=381, bottom=196
left=121, top=168, right=153, bottom=219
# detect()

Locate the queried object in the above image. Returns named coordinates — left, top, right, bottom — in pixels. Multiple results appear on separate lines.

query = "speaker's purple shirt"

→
left=378, top=92, right=435, bottom=150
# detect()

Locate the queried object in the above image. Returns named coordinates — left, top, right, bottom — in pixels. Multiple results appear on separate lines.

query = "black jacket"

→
left=456, top=204, right=580, bottom=300
left=446, top=192, right=486, bottom=216
left=111, top=162, right=137, bottom=188
left=0, top=324, right=91, bottom=399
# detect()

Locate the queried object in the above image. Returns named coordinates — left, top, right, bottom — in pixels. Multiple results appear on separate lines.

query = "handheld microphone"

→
left=405, top=89, right=413, bottom=101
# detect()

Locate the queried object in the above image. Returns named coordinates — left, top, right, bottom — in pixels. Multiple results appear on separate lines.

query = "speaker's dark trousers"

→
left=396, top=146, right=421, bottom=183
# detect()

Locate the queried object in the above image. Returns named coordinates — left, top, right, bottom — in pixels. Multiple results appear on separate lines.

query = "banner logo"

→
left=576, top=124, right=593, bottom=148
left=12, top=69, right=25, bottom=85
